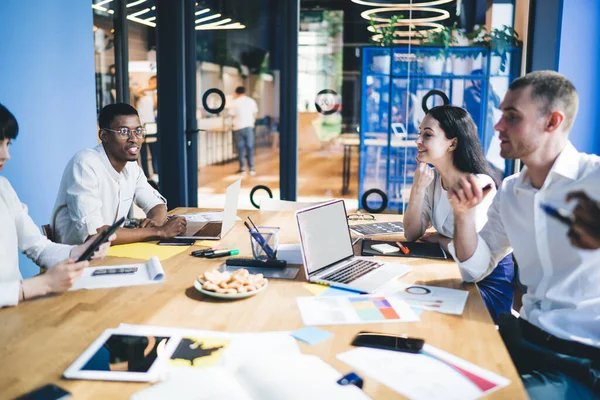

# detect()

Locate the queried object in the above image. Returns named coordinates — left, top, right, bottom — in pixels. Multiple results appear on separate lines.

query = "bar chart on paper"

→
left=296, top=295, right=420, bottom=326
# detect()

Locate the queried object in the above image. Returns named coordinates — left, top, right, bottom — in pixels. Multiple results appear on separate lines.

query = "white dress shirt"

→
left=448, top=142, right=600, bottom=348
left=52, top=144, right=166, bottom=245
left=229, top=95, right=258, bottom=130
left=419, top=171, right=496, bottom=239
left=0, top=177, right=73, bottom=308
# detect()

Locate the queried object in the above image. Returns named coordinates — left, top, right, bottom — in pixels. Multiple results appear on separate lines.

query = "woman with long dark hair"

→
left=403, top=105, right=514, bottom=322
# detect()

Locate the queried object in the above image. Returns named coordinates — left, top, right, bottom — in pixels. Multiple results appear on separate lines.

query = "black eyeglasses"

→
left=347, top=212, right=375, bottom=221
left=103, top=127, right=147, bottom=140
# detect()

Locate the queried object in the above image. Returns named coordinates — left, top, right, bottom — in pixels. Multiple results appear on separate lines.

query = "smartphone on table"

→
left=157, top=238, right=196, bottom=246
left=351, top=331, right=425, bottom=354
left=15, top=383, right=71, bottom=400
left=76, top=217, right=125, bottom=262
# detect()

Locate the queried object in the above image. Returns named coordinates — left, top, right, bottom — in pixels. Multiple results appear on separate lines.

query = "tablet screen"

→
left=81, top=334, right=170, bottom=373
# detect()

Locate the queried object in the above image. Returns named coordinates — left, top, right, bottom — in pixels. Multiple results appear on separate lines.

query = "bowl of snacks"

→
left=194, top=268, right=268, bottom=299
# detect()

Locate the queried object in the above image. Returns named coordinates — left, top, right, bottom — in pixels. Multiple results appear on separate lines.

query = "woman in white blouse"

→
left=403, top=105, right=514, bottom=322
left=0, top=104, right=113, bottom=308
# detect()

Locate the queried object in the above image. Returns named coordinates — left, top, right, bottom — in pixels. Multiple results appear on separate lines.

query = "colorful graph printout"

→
left=296, top=295, right=419, bottom=326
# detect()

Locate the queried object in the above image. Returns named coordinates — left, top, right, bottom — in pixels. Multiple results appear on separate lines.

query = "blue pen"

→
left=244, top=220, right=276, bottom=259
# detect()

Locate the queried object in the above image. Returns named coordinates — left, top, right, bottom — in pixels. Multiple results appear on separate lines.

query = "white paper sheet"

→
left=176, top=212, right=241, bottom=222
left=296, top=295, right=420, bottom=326
left=70, top=257, right=165, bottom=290
left=337, top=345, right=510, bottom=400
left=377, top=282, right=469, bottom=315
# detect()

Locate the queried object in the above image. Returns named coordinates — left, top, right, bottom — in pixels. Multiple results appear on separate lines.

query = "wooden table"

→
left=0, top=210, right=526, bottom=399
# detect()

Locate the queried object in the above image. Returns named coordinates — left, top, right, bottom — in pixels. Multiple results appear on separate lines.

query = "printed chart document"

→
left=337, top=345, right=510, bottom=400
left=131, top=354, right=371, bottom=400
left=378, top=282, right=469, bottom=315
left=70, top=256, right=165, bottom=290
left=296, top=295, right=420, bottom=326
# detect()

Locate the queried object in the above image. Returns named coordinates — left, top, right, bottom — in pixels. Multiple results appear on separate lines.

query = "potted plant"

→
left=489, top=25, right=521, bottom=74
left=471, top=25, right=521, bottom=74
left=417, top=24, right=457, bottom=75
left=369, top=15, right=403, bottom=47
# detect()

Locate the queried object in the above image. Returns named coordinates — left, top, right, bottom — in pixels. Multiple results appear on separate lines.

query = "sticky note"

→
left=291, top=327, right=333, bottom=345
left=107, top=242, right=190, bottom=261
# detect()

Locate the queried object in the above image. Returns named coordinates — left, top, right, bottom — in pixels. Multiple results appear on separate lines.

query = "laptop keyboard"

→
left=194, top=222, right=222, bottom=237
left=350, top=222, right=404, bottom=236
left=322, top=259, right=384, bottom=284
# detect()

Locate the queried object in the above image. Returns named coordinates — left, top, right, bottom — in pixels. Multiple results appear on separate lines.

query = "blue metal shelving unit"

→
left=358, top=46, right=521, bottom=213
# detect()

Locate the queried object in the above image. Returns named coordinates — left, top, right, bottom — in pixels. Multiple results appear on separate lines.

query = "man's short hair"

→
left=98, top=103, right=139, bottom=129
left=509, top=70, right=579, bottom=130
left=235, top=86, right=245, bottom=95
left=0, top=103, right=19, bottom=140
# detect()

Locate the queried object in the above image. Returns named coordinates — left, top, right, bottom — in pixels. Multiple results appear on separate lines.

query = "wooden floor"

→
left=196, top=144, right=360, bottom=210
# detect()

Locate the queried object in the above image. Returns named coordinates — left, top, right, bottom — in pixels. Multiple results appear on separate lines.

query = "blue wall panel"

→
left=558, top=0, right=600, bottom=155
left=0, top=1, right=97, bottom=277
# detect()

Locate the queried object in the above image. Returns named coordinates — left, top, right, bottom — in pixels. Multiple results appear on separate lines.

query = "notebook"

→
left=361, top=239, right=449, bottom=260
left=176, top=179, right=241, bottom=240
left=295, top=199, right=411, bottom=293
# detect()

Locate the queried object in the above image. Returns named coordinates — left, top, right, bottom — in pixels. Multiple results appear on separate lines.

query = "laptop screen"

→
left=296, top=200, right=354, bottom=275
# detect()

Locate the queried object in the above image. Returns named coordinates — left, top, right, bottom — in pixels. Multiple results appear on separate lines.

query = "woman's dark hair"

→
left=0, top=103, right=19, bottom=141
left=426, top=105, right=498, bottom=186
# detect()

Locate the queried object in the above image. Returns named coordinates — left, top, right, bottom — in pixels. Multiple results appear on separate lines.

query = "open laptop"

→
left=295, top=199, right=411, bottom=293
left=176, top=179, right=241, bottom=240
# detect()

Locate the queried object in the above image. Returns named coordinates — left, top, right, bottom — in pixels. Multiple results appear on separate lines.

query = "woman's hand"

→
left=43, top=259, right=88, bottom=293
left=413, top=163, right=435, bottom=192
left=70, top=233, right=117, bottom=260
left=566, top=191, right=600, bottom=250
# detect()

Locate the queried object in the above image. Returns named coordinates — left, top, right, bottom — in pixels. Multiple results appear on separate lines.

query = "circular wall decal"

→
left=361, top=189, right=388, bottom=214
left=202, top=88, right=226, bottom=114
left=314, top=89, right=340, bottom=115
left=249, top=185, right=273, bottom=209
left=421, top=89, right=449, bottom=113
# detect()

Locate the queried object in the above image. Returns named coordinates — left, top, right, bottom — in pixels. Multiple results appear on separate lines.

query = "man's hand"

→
left=44, top=259, right=88, bottom=293
left=70, top=233, right=116, bottom=260
left=413, top=163, right=435, bottom=192
left=139, top=218, right=158, bottom=228
left=447, top=175, right=487, bottom=216
left=566, top=191, right=600, bottom=250
left=157, top=216, right=187, bottom=239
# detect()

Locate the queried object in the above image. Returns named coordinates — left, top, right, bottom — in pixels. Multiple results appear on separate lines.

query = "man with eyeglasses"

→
left=52, top=103, right=186, bottom=245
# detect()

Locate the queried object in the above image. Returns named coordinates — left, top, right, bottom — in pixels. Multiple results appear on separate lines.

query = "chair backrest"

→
left=259, top=198, right=324, bottom=212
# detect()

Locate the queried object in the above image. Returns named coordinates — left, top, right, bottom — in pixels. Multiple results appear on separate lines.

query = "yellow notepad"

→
left=107, top=242, right=191, bottom=261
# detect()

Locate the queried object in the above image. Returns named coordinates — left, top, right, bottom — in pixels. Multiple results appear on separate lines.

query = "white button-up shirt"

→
left=52, top=144, right=166, bottom=245
left=420, top=172, right=497, bottom=240
left=0, top=177, right=73, bottom=307
left=229, top=95, right=258, bottom=130
left=449, top=142, right=600, bottom=348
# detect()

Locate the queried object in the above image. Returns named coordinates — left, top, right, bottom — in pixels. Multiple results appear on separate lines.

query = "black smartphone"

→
left=76, top=217, right=125, bottom=262
left=351, top=331, right=425, bottom=354
left=540, top=203, right=573, bottom=226
left=157, top=238, right=196, bottom=246
left=15, top=383, right=71, bottom=400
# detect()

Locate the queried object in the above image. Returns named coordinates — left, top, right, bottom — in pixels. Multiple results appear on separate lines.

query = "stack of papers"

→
left=379, top=282, right=469, bottom=315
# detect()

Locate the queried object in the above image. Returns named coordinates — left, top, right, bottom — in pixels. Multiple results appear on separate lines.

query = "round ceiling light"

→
left=361, top=7, right=450, bottom=23
left=351, top=0, right=454, bottom=7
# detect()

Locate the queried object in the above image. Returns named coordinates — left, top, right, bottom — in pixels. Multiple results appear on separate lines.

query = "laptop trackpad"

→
left=351, top=264, right=410, bottom=291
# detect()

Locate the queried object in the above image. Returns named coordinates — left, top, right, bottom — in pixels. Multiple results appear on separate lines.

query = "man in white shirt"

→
left=52, top=103, right=186, bottom=245
left=229, top=86, right=258, bottom=175
left=447, top=71, right=600, bottom=398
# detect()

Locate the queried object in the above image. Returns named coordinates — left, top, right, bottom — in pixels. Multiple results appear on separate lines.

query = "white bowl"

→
left=194, top=278, right=268, bottom=300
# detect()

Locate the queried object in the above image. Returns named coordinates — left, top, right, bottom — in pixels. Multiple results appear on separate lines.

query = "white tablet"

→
left=63, top=328, right=180, bottom=382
